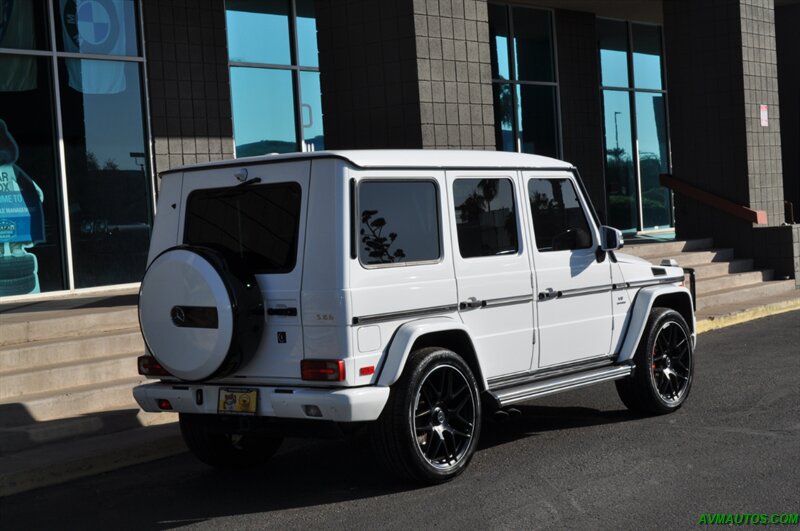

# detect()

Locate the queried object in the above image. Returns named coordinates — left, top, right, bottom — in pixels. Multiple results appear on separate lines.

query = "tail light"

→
left=137, top=355, right=171, bottom=377
left=301, top=359, right=345, bottom=381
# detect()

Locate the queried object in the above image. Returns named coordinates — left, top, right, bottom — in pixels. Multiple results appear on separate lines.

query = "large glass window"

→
left=489, top=4, right=560, bottom=158
left=226, top=0, right=323, bottom=156
left=358, top=181, right=440, bottom=266
left=0, top=0, right=152, bottom=296
left=453, top=178, right=519, bottom=258
left=599, top=20, right=671, bottom=232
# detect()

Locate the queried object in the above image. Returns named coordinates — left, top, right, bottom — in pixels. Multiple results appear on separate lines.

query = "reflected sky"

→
left=226, top=1, right=291, bottom=64
left=230, top=67, right=296, bottom=150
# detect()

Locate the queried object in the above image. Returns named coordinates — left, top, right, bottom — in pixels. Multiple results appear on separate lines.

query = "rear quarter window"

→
left=184, top=182, right=302, bottom=273
left=357, top=180, right=441, bottom=266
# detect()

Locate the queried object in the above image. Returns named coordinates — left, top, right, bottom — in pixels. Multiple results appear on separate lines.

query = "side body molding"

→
left=616, top=284, right=696, bottom=363
left=376, top=316, right=483, bottom=388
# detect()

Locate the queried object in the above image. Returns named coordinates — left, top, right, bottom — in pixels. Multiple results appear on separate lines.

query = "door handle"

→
left=459, top=298, right=486, bottom=310
left=538, top=288, right=559, bottom=301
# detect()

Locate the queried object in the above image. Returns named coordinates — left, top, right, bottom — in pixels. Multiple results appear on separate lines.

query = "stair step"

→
left=0, top=422, right=184, bottom=497
left=623, top=238, right=714, bottom=258
left=696, top=280, right=797, bottom=310
left=0, top=377, right=151, bottom=427
left=696, top=270, right=774, bottom=295
left=690, top=258, right=755, bottom=278
left=0, top=353, right=140, bottom=401
left=639, top=248, right=735, bottom=267
left=0, top=306, right=139, bottom=347
left=0, top=329, right=143, bottom=373
left=0, top=407, right=176, bottom=456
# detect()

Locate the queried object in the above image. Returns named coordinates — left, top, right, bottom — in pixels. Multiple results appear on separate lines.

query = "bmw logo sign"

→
left=63, top=0, right=121, bottom=55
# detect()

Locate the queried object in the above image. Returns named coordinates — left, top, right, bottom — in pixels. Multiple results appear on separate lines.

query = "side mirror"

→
left=600, top=225, right=624, bottom=252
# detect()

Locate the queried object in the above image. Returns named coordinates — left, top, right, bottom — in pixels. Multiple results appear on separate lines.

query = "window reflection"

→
left=632, top=24, right=663, bottom=90
left=636, top=92, right=670, bottom=228
left=517, top=84, right=558, bottom=158
left=59, top=59, right=151, bottom=288
left=492, top=83, right=514, bottom=151
left=488, top=3, right=510, bottom=80
left=300, top=71, right=324, bottom=151
left=512, top=7, right=554, bottom=83
left=55, top=0, right=140, bottom=57
left=453, top=178, right=519, bottom=258
left=296, top=0, right=319, bottom=68
left=231, top=67, right=296, bottom=156
left=0, top=57, right=65, bottom=294
left=226, top=0, right=291, bottom=65
left=358, top=181, right=440, bottom=265
left=0, top=0, right=50, bottom=50
left=602, top=90, right=637, bottom=232
left=598, top=19, right=629, bottom=88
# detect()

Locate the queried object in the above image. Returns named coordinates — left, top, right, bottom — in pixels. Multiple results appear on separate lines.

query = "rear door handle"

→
left=459, top=299, right=486, bottom=310
left=538, top=288, right=558, bottom=301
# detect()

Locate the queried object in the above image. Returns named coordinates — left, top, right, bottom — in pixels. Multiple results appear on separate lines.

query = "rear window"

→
left=184, top=182, right=302, bottom=274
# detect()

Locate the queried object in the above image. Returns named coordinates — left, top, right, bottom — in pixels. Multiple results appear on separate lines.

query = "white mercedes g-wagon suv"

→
left=134, top=150, right=696, bottom=484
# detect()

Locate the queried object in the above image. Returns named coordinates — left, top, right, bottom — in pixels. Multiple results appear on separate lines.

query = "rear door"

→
left=178, top=161, right=310, bottom=380
left=446, top=171, right=535, bottom=379
left=522, top=172, right=614, bottom=368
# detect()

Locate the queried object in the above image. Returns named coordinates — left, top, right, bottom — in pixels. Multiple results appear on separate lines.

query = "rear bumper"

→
left=133, top=382, right=390, bottom=422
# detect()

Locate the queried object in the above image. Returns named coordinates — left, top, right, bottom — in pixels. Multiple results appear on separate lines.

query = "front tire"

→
left=179, top=414, right=283, bottom=468
left=370, top=347, right=482, bottom=484
left=616, top=307, right=694, bottom=415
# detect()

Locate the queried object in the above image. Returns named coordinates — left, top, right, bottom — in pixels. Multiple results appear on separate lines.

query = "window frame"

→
left=488, top=3, right=562, bottom=158
left=452, top=176, right=522, bottom=260
left=528, top=176, right=596, bottom=254
left=225, top=0, right=321, bottom=155
left=354, top=178, right=444, bottom=270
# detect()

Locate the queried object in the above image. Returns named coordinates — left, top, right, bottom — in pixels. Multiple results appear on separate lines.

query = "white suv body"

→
left=134, top=150, right=696, bottom=482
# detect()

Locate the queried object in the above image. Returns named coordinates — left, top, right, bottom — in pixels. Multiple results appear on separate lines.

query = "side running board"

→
left=488, top=364, right=634, bottom=407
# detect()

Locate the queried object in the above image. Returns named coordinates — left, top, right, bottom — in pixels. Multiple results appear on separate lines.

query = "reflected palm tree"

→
left=360, top=209, right=406, bottom=263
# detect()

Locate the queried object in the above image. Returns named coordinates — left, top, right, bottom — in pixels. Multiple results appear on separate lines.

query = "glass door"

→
left=598, top=19, right=672, bottom=233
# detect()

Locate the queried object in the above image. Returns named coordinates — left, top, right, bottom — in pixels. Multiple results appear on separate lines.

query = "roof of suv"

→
left=161, top=150, right=574, bottom=176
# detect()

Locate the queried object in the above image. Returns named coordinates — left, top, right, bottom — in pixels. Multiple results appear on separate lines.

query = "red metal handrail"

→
left=660, top=174, right=768, bottom=224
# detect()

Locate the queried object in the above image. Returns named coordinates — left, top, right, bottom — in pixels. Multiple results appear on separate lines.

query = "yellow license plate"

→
left=218, top=388, right=257, bottom=415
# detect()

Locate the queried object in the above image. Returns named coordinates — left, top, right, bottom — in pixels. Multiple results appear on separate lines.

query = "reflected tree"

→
left=361, top=209, right=406, bottom=263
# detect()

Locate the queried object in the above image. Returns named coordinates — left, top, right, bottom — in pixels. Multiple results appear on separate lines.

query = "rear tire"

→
left=179, top=414, right=283, bottom=468
left=616, top=307, right=694, bottom=415
left=370, top=347, right=482, bottom=484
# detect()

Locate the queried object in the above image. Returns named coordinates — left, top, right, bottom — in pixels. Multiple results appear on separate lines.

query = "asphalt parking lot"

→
left=2, top=311, right=799, bottom=530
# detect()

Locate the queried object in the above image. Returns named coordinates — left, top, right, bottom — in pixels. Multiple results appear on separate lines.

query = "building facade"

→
left=0, top=0, right=798, bottom=299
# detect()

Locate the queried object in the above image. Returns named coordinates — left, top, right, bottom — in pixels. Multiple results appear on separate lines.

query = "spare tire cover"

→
left=139, top=246, right=264, bottom=381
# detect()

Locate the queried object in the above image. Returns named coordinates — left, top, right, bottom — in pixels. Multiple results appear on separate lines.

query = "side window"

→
left=528, top=178, right=593, bottom=252
left=453, top=178, right=519, bottom=258
left=358, top=181, right=440, bottom=265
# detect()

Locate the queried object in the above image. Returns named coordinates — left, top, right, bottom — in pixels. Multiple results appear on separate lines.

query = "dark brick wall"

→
left=142, top=0, right=234, bottom=177
left=753, top=225, right=800, bottom=288
left=664, top=0, right=784, bottom=242
left=776, top=4, right=800, bottom=220
left=412, top=0, right=495, bottom=149
left=314, top=0, right=422, bottom=149
left=315, top=0, right=494, bottom=150
left=554, top=9, right=606, bottom=222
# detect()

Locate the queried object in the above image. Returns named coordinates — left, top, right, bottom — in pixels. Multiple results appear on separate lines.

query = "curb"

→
left=696, top=298, right=800, bottom=334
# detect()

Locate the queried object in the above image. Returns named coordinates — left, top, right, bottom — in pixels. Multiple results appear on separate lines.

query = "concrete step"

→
left=690, top=258, right=756, bottom=279
left=0, top=306, right=139, bottom=347
left=0, top=353, right=140, bottom=401
left=638, top=248, right=735, bottom=268
left=0, top=377, right=150, bottom=427
left=696, top=270, right=774, bottom=295
left=623, top=238, right=714, bottom=258
left=0, top=422, right=184, bottom=497
left=0, top=407, right=176, bottom=456
left=0, top=328, right=143, bottom=373
left=696, top=280, right=797, bottom=310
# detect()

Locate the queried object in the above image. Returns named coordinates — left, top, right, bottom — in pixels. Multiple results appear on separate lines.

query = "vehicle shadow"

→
left=129, top=404, right=638, bottom=529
